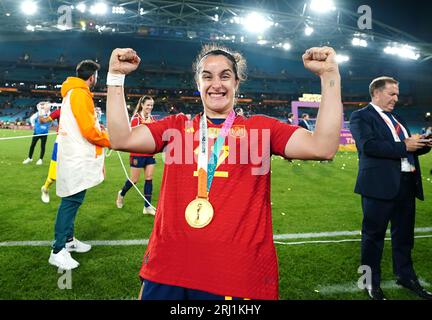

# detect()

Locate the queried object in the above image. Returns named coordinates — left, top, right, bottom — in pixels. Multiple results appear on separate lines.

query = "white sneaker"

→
left=22, top=158, right=32, bottom=164
left=41, top=186, right=50, bottom=203
left=66, top=238, right=91, bottom=253
left=36, top=159, right=43, bottom=165
left=143, top=206, right=156, bottom=216
left=116, top=190, right=124, bottom=208
left=48, top=248, right=79, bottom=270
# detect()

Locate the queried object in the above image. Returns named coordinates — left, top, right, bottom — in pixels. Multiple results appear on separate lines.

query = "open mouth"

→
left=208, top=92, right=227, bottom=97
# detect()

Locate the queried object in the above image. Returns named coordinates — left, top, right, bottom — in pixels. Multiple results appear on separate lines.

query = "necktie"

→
left=383, top=111, right=415, bottom=167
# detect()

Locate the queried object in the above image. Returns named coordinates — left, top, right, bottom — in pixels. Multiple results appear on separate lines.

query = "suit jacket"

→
left=349, top=104, right=430, bottom=200
left=299, top=119, right=310, bottom=130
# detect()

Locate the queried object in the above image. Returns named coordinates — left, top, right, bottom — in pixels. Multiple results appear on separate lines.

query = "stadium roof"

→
left=0, top=0, right=431, bottom=63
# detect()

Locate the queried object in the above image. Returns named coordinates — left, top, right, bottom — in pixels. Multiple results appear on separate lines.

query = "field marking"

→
left=274, top=234, right=432, bottom=245
left=273, top=227, right=432, bottom=240
left=1, top=227, right=431, bottom=247
left=0, top=132, right=56, bottom=141
left=317, top=279, right=431, bottom=295
left=0, top=239, right=149, bottom=247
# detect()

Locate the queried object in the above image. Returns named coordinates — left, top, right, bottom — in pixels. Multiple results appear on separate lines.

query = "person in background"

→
left=298, top=113, right=312, bottom=131
left=287, top=113, right=294, bottom=124
left=116, top=95, right=157, bottom=215
left=350, top=76, right=432, bottom=300
left=22, top=102, right=52, bottom=165
left=39, top=106, right=61, bottom=203
left=48, top=60, right=110, bottom=270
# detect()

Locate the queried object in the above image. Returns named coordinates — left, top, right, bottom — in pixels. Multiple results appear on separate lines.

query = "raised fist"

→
left=109, top=48, right=141, bottom=75
left=302, top=47, right=339, bottom=76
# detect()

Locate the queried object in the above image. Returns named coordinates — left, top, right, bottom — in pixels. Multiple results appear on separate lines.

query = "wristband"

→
left=106, top=72, right=125, bottom=86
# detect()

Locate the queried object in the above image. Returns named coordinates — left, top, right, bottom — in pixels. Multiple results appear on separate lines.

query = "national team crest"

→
left=230, top=125, right=246, bottom=138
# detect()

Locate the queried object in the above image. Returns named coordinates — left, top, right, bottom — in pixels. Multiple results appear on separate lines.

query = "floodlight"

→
left=282, top=43, right=291, bottom=50
left=384, top=44, right=420, bottom=60
left=90, top=2, right=108, bottom=15
left=335, top=54, right=350, bottom=63
left=305, top=26, right=314, bottom=36
left=352, top=37, right=368, bottom=47
left=243, top=12, right=273, bottom=33
left=112, top=6, right=125, bottom=14
left=398, top=45, right=420, bottom=60
left=76, top=3, right=86, bottom=13
left=310, top=0, right=336, bottom=13
left=232, top=16, right=241, bottom=24
left=21, top=1, right=37, bottom=15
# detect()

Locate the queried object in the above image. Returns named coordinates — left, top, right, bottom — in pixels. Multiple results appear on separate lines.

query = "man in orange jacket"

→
left=49, top=60, right=110, bottom=270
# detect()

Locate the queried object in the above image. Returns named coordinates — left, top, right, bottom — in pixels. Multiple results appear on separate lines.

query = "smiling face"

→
left=196, top=54, right=239, bottom=118
left=141, top=98, right=154, bottom=117
left=372, top=83, right=399, bottom=112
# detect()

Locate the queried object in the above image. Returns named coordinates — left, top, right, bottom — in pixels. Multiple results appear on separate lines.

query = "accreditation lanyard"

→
left=378, top=112, right=408, bottom=142
left=197, top=110, right=236, bottom=198
left=378, top=111, right=416, bottom=171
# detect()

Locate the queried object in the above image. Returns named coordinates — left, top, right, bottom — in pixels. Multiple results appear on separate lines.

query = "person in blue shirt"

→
left=23, top=102, right=53, bottom=165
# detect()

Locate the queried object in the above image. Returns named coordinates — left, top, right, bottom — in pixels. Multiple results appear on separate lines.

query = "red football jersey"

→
left=130, top=113, right=156, bottom=157
left=139, top=113, right=299, bottom=300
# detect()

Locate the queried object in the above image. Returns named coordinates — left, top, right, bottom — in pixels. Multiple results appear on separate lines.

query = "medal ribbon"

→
left=197, top=110, right=236, bottom=198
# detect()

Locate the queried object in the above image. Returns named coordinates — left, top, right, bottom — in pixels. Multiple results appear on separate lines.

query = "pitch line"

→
left=0, top=239, right=149, bottom=247
left=0, top=132, right=56, bottom=141
left=273, top=227, right=432, bottom=240
left=0, top=227, right=431, bottom=247
left=274, top=234, right=432, bottom=245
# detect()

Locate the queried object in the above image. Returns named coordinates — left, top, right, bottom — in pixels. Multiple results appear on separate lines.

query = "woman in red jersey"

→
left=106, top=44, right=342, bottom=300
left=116, top=95, right=157, bottom=215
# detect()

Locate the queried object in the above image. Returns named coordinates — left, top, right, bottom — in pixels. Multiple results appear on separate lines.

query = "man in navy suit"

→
left=350, top=76, right=432, bottom=300
left=298, top=113, right=312, bottom=130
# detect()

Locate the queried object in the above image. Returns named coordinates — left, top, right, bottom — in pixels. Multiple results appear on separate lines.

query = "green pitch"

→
left=0, top=129, right=431, bottom=300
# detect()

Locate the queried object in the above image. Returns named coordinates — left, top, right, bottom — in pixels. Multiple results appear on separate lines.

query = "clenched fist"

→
left=109, top=48, right=141, bottom=75
left=302, top=46, right=339, bottom=76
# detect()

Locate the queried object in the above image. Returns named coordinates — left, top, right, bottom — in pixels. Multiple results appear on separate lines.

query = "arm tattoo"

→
left=330, top=80, right=335, bottom=87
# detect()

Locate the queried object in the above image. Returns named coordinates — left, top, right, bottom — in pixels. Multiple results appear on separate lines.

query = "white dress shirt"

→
left=370, top=103, right=414, bottom=172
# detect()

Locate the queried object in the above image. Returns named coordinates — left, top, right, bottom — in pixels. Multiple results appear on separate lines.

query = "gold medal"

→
left=185, top=198, right=214, bottom=228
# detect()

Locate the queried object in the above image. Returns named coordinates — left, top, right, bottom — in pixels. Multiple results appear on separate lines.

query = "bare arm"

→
left=106, top=48, right=156, bottom=153
left=284, top=47, right=342, bottom=160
